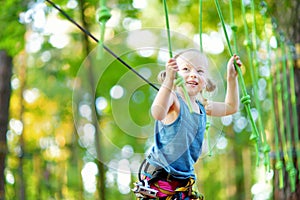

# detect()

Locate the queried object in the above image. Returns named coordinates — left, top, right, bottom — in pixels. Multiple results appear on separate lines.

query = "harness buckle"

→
left=132, top=179, right=158, bottom=198
left=166, top=173, right=172, bottom=182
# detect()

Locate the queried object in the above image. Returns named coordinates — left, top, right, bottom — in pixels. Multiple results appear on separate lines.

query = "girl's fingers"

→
left=235, top=59, right=242, bottom=67
left=233, top=55, right=242, bottom=67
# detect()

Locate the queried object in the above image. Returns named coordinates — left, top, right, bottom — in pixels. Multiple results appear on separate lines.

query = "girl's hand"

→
left=165, top=58, right=179, bottom=81
left=227, top=54, right=242, bottom=79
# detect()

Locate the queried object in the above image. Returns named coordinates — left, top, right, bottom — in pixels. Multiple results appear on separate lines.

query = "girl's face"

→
left=176, top=52, right=208, bottom=96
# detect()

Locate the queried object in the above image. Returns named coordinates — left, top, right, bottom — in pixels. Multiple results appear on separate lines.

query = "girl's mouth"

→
left=186, top=81, right=198, bottom=85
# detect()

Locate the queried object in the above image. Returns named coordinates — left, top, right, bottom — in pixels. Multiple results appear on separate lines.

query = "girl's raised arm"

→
left=205, top=55, right=241, bottom=117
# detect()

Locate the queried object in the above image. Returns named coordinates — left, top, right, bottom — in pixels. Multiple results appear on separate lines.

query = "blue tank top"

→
left=148, top=93, right=206, bottom=179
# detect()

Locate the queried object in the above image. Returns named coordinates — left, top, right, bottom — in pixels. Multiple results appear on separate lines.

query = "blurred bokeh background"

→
left=0, top=0, right=299, bottom=199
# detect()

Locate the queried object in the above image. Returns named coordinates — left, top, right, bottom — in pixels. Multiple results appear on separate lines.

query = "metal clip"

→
left=132, top=179, right=158, bottom=198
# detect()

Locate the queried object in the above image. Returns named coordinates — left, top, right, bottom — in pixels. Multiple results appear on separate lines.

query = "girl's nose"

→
left=190, top=73, right=197, bottom=78
left=190, top=70, right=198, bottom=78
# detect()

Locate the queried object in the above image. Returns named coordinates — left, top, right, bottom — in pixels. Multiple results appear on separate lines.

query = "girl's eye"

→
left=182, top=67, right=189, bottom=71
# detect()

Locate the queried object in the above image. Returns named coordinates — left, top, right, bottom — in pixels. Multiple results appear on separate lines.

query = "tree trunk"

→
left=78, top=0, right=106, bottom=199
left=0, top=50, right=13, bottom=200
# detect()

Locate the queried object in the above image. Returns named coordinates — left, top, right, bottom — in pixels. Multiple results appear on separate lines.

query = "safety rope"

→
left=279, top=33, right=296, bottom=192
left=259, top=1, right=283, bottom=187
left=162, top=0, right=193, bottom=112
left=214, top=0, right=260, bottom=165
left=246, top=0, right=270, bottom=170
left=45, top=0, right=159, bottom=91
left=96, top=0, right=111, bottom=58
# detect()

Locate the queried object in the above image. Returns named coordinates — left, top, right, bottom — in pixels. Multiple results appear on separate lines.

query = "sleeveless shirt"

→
left=147, top=93, right=206, bottom=179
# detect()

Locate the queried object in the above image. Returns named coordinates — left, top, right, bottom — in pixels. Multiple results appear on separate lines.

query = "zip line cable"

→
left=45, top=0, right=159, bottom=91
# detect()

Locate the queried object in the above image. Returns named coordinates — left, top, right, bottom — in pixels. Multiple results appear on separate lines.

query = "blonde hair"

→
left=158, top=49, right=216, bottom=92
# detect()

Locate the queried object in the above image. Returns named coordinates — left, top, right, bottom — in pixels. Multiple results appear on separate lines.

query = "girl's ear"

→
left=205, top=78, right=216, bottom=92
left=157, top=70, right=166, bottom=83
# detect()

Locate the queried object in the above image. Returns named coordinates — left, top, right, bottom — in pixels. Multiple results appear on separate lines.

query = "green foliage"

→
left=0, top=0, right=28, bottom=56
left=2, top=0, right=299, bottom=199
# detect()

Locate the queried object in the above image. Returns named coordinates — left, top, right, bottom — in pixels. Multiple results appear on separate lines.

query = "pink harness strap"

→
left=146, top=177, right=188, bottom=198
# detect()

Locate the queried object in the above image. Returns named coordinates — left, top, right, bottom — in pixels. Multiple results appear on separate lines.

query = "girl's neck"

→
left=177, top=90, right=196, bottom=103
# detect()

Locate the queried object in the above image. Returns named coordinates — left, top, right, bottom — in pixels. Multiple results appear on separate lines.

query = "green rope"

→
left=279, top=34, right=296, bottom=192
left=162, top=0, right=193, bottom=113
left=274, top=48, right=294, bottom=191
left=96, top=0, right=111, bottom=58
left=249, top=0, right=270, bottom=171
left=271, top=18, right=295, bottom=190
left=198, top=0, right=212, bottom=149
left=214, top=0, right=260, bottom=165
left=199, top=0, right=203, bottom=53
left=287, top=44, right=300, bottom=180
left=240, top=0, right=262, bottom=166
left=260, top=1, right=283, bottom=187
left=205, top=120, right=212, bottom=157
left=229, top=0, right=238, bottom=54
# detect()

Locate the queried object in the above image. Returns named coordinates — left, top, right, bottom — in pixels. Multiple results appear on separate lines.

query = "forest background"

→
left=0, top=0, right=299, bottom=200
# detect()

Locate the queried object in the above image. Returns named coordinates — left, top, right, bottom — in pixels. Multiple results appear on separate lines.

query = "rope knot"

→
left=249, top=133, right=257, bottom=141
left=288, top=167, right=297, bottom=176
left=262, top=143, right=270, bottom=153
left=241, top=95, right=251, bottom=105
left=286, top=162, right=294, bottom=171
left=97, top=7, right=111, bottom=24
left=231, top=24, right=238, bottom=32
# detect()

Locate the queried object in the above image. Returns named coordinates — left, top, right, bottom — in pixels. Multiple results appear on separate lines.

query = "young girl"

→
left=133, top=49, right=242, bottom=200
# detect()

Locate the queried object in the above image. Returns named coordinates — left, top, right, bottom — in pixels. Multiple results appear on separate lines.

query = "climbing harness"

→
left=133, top=157, right=204, bottom=200
left=132, top=179, right=158, bottom=199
